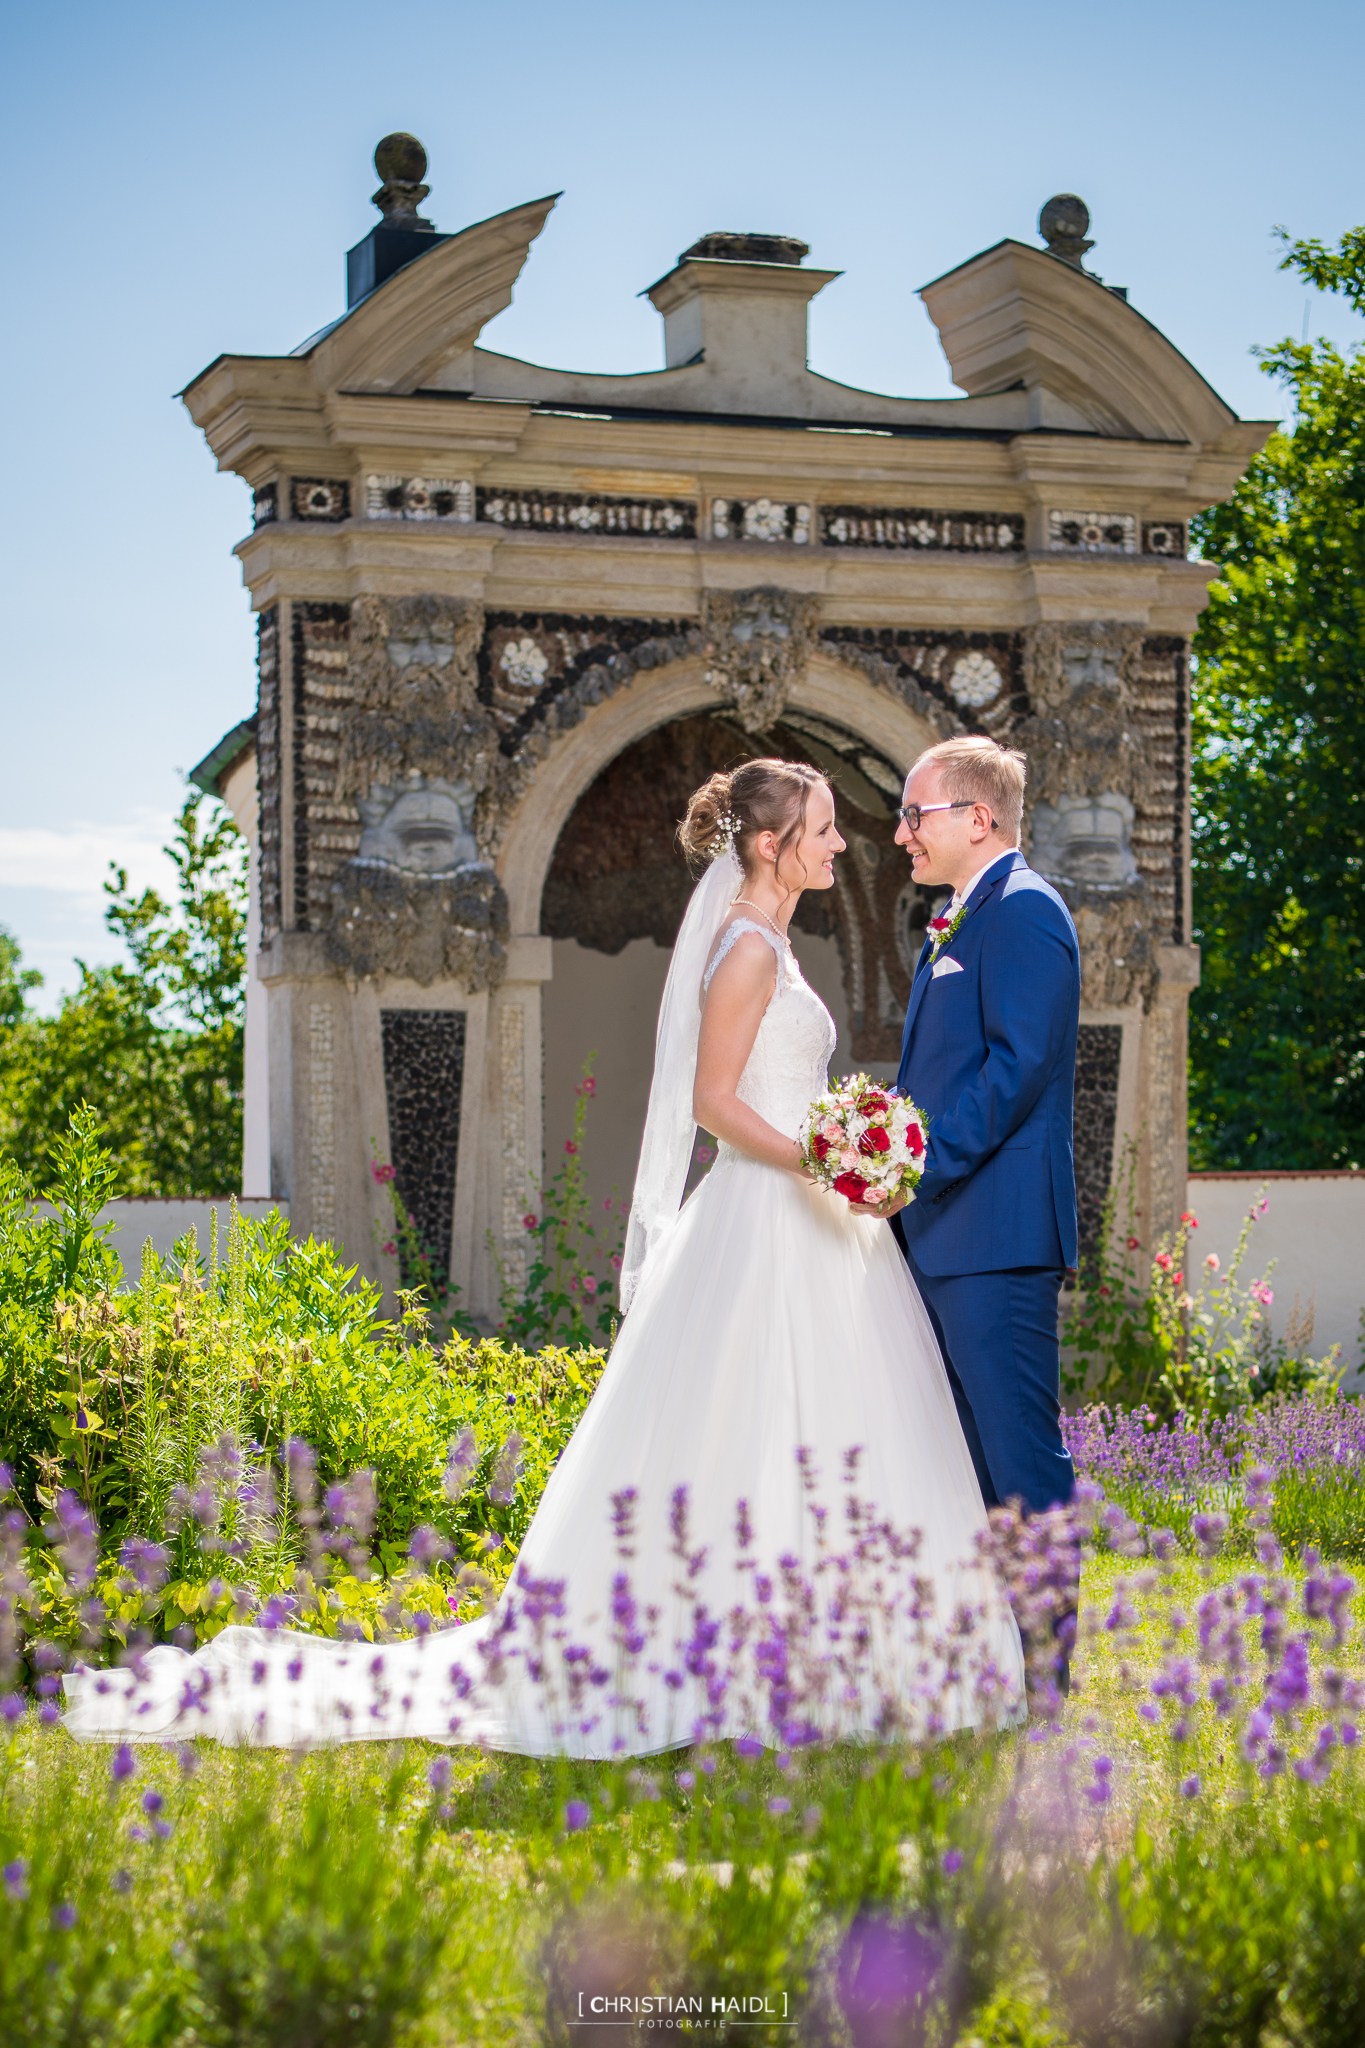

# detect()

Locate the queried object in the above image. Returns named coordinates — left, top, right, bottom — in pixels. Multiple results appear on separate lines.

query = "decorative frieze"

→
left=819, top=627, right=1024, bottom=728
left=478, top=488, right=696, bottom=538
left=252, top=482, right=278, bottom=529
left=380, top=1008, right=467, bottom=1297
left=477, top=611, right=697, bottom=755
left=711, top=498, right=812, bottom=544
left=291, top=477, right=351, bottom=522
left=1142, top=520, right=1186, bottom=557
left=821, top=506, right=1023, bottom=552
left=255, top=609, right=282, bottom=943
left=291, top=603, right=356, bottom=932
left=366, top=474, right=473, bottom=521
left=1047, top=510, right=1137, bottom=554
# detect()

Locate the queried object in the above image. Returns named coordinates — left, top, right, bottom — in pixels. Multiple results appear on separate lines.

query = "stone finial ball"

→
left=374, top=133, right=428, bottom=185
left=1039, top=194, right=1090, bottom=244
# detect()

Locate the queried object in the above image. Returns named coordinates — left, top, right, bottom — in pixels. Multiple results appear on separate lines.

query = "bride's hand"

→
left=863, top=1190, right=909, bottom=1219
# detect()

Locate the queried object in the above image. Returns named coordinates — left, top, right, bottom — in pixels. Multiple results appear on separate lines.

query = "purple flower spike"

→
left=768, top=1796, right=791, bottom=1816
left=1181, top=1774, right=1201, bottom=1799
left=0, top=1695, right=23, bottom=1725
left=141, top=1789, right=164, bottom=1816
left=111, top=1743, right=137, bottom=1783
left=941, top=1848, right=964, bottom=1875
left=428, top=1756, right=453, bottom=1795
left=52, top=1903, right=77, bottom=1931
left=735, top=1733, right=764, bottom=1759
left=676, top=1770, right=696, bottom=1791
left=2, top=1860, right=27, bottom=1901
left=563, top=1799, right=591, bottom=1832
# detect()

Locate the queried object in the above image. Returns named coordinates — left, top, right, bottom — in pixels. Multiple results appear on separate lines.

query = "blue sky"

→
left=3, top=0, right=1363, bottom=1000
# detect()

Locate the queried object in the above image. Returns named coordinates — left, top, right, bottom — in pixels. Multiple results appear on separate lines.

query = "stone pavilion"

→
left=189, top=139, right=1271, bottom=1320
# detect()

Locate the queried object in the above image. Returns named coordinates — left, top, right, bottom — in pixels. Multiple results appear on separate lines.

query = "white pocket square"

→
left=931, top=955, right=964, bottom=978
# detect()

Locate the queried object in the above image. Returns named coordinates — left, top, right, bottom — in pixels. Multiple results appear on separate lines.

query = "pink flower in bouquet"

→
left=839, top=1149, right=860, bottom=1172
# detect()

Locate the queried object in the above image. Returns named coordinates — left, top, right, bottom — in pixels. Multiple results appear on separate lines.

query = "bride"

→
left=66, top=760, right=1024, bottom=1754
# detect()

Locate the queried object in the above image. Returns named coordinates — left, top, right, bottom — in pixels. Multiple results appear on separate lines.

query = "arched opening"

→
left=538, top=707, right=947, bottom=1208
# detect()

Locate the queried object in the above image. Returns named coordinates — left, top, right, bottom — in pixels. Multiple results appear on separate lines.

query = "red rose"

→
left=811, top=1132, right=832, bottom=1160
left=906, top=1124, right=924, bottom=1159
left=857, top=1091, right=889, bottom=1116
left=833, top=1170, right=870, bottom=1202
left=858, top=1126, right=892, bottom=1156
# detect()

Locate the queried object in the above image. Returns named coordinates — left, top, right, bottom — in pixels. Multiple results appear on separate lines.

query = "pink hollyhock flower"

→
left=577, top=1077, right=597, bottom=1097
left=1127, top=1236, right=1141, bottom=1250
left=564, top=1140, right=579, bottom=1156
left=523, top=1213, right=539, bottom=1231
left=1205, top=1252, right=1220, bottom=1271
left=371, top=1162, right=396, bottom=1185
left=1181, top=1210, right=1198, bottom=1228
left=582, top=1275, right=598, bottom=1296
left=1155, top=1252, right=1174, bottom=1272
left=610, top=1254, right=622, bottom=1270
left=380, top=1240, right=398, bottom=1258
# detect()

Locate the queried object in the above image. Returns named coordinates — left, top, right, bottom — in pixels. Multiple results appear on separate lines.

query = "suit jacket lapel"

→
left=899, top=852, right=1027, bottom=1061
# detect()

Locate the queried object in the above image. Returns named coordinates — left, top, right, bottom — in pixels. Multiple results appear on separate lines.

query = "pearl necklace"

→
left=731, top=897, right=791, bottom=947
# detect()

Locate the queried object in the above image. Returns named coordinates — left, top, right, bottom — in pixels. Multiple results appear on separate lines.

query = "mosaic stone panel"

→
left=1048, top=510, right=1137, bottom=554
left=380, top=1009, right=467, bottom=1297
left=1075, top=1022, right=1123, bottom=1265
left=1142, top=521, right=1186, bottom=557
left=711, top=498, right=811, bottom=544
left=819, top=627, right=1025, bottom=726
left=478, top=611, right=693, bottom=756
left=366, top=474, right=473, bottom=521
left=256, top=608, right=282, bottom=942
left=1133, top=637, right=1187, bottom=943
left=821, top=507, right=1023, bottom=552
left=477, top=488, right=696, bottom=538
left=252, top=482, right=278, bottom=529
left=291, top=477, right=351, bottom=522
left=291, top=603, right=357, bottom=932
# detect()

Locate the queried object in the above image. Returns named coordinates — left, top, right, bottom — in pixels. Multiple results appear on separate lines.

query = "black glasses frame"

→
left=895, top=798, right=981, bottom=833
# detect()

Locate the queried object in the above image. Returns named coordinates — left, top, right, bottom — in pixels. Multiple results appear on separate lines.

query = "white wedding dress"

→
left=66, top=871, right=1024, bottom=1756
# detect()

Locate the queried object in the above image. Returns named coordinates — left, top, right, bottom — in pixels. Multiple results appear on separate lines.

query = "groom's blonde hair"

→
left=911, top=736, right=1026, bottom=843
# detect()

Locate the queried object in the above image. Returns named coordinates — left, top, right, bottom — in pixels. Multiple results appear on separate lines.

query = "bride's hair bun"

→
left=678, top=771, right=735, bottom=863
left=678, top=758, right=828, bottom=874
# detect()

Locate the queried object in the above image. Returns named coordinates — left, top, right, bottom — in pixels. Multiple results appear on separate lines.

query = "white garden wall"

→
left=1186, top=1172, right=1365, bottom=1382
left=36, top=1199, right=288, bottom=1286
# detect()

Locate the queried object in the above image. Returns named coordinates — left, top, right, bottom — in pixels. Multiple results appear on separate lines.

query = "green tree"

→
left=1189, top=225, right=1365, bottom=1170
left=0, top=794, right=248, bottom=1193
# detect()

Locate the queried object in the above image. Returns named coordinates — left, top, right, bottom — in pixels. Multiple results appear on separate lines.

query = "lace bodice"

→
left=702, top=920, right=837, bottom=1142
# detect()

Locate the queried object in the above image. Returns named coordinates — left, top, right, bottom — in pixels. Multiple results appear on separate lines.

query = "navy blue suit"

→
left=891, top=849, right=1079, bottom=1515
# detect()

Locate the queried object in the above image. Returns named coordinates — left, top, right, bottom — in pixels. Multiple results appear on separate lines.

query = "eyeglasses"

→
left=895, top=799, right=981, bottom=833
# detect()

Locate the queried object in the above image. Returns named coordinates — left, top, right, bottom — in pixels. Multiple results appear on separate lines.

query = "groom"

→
left=887, top=736, right=1078, bottom=1525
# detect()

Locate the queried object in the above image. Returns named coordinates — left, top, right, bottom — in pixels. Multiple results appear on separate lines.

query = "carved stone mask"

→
left=1028, top=792, right=1138, bottom=888
left=357, top=779, right=479, bottom=873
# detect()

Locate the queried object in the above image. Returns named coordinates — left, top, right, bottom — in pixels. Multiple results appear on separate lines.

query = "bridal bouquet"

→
left=799, top=1075, right=928, bottom=1207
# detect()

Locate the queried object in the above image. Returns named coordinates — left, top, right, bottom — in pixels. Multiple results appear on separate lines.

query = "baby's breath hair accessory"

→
left=713, top=811, right=742, bottom=859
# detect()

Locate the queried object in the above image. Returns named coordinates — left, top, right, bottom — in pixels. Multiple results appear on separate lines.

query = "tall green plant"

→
left=493, top=1057, right=627, bottom=1349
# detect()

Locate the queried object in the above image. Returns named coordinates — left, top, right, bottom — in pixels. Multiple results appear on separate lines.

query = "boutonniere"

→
left=927, top=902, right=969, bottom=957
